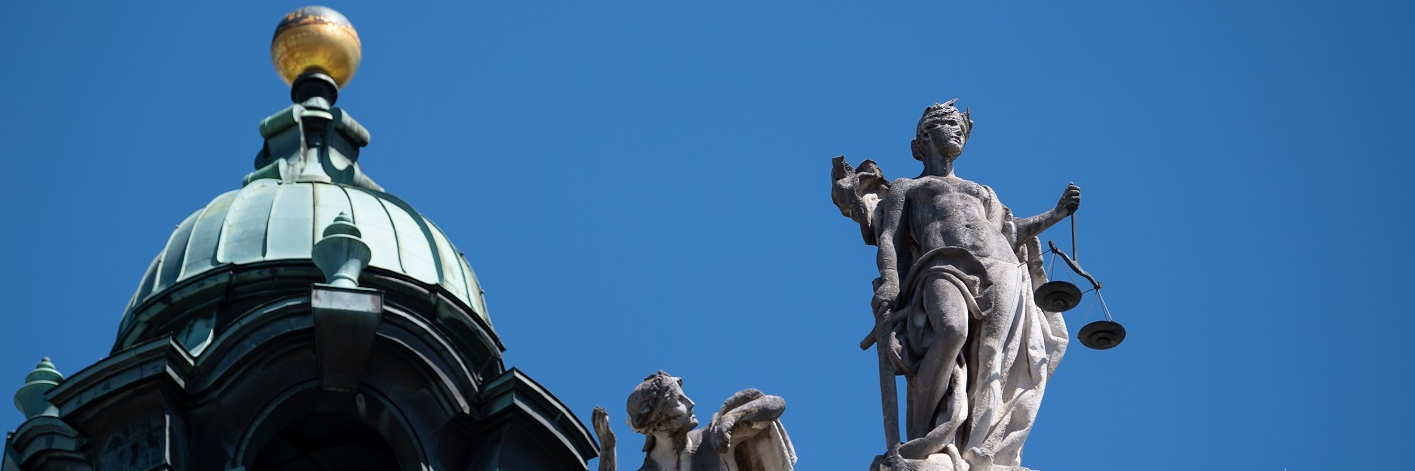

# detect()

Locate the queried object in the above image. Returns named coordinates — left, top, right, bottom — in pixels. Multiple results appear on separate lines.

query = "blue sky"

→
left=2, top=2, right=1413, bottom=470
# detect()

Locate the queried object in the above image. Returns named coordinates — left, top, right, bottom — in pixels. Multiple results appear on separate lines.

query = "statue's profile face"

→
left=661, top=383, right=699, bottom=433
left=628, top=372, right=699, bottom=436
left=920, top=114, right=967, bottom=160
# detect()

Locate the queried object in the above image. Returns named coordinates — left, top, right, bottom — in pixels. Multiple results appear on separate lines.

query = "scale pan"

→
left=1034, top=281, right=1082, bottom=312
left=1078, top=320, right=1126, bottom=350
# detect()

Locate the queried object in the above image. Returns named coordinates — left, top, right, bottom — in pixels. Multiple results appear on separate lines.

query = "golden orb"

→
left=271, top=6, right=361, bottom=89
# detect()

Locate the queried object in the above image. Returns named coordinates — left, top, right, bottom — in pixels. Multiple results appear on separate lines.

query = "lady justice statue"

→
left=831, top=100, right=1080, bottom=471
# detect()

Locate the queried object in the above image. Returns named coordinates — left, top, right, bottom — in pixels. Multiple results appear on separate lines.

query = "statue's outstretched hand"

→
left=592, top=406, right=616, bottom=446
left=1056, top=183, right=1081, bottom=216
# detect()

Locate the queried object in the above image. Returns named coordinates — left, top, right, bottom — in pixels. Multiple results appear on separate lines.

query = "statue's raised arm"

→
left=1013, top=183, right=1081, bottom=246
left=831, top=156, right=890, bottom=246
left=591, top=406, right=617, bottom=471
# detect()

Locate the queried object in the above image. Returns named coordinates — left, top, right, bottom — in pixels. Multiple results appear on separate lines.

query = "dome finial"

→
left=271, top=6, right=362, bottom=103
left=14, top=357, right=63, bottom=419
left=313, top=212, right=372, bottom=288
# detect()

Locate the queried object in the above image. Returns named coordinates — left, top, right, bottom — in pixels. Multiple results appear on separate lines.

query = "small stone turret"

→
left=12, top=359, right=62, bottom=419
left=8, top=358, right=89, bottom=471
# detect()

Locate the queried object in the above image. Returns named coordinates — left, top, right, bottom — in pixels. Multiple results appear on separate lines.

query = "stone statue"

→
left=592, top=371, right=796, bottom=471
left=831, top=100, right=1079, bottom=471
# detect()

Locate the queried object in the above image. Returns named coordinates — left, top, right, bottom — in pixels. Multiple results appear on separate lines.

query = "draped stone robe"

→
left=880, top=184, right=1068, bottom=471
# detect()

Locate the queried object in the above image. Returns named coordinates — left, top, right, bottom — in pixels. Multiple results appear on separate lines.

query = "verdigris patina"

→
left=592, top=372, right=796, bottom=471
left=831, top=100, right=1079, bottom=471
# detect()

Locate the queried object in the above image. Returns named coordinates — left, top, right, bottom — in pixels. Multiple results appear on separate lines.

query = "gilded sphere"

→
left=271, top=6, right=361, bottom=89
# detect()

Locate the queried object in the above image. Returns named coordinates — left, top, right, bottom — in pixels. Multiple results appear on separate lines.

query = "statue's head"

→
left=627, top=371, right=698, bottom=450
left=911, top=99, right=972, bottom=161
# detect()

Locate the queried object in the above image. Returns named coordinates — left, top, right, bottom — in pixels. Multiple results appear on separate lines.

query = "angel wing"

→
left=831, top=156, right=890, bottom=245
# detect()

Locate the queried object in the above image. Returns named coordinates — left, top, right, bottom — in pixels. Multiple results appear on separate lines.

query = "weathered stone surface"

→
left=831, top=100, right=1080, bottom=471
left=591, top=372, right=796, bottom=471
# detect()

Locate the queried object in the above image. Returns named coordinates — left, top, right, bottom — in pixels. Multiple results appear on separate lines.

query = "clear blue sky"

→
left=3, top=2, right=1412, bottom=470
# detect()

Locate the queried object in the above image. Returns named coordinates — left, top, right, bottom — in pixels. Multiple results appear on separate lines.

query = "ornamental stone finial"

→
left=14, top=357, right=63, bottom=419
left=313, top=212, right=372, bottom=288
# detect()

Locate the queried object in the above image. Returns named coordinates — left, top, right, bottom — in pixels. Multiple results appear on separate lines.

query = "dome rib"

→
left=181, top=191, right=237, bottom=281
left=264, top=182, right=314, bottom=260
left=126, top=257, right=160, bottom=321
left=427, top=220, right=462, bottom=298
left=219, top=179, right=279, bottom=264
left=311, top=181, right=353, bottom=247
left=156, top=212, right=199, bottom=294
left=378, top=194, right=438, bottom=283
left=348, top=188, right=403, bottom=273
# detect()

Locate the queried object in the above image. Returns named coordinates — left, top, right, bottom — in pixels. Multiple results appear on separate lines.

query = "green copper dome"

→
left=112, top=65, right=498, bottom=355
left=118, top=178, right=490, bottom=346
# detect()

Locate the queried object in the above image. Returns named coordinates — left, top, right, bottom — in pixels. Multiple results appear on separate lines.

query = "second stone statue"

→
left=592, top=371, right=796, bottom=471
